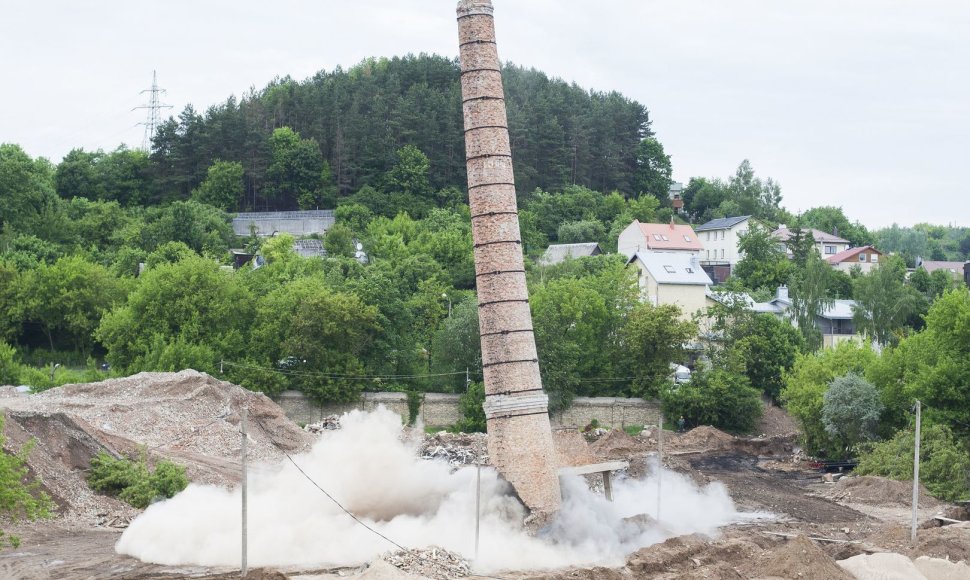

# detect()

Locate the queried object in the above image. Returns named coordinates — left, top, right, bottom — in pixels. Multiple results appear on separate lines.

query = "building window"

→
left=720, top=231, right=725, bottom=240
left=684, top=235, right=692, bottom=242
left=661, top=235, right=669, bottom=241
left=653, top=234, right=662, bottom=241
left=685, top=267, right=694, bottom=273
left=859, top=253, right=867, bottom=262
left=721, top=249, right=725, bottom=258
left=872, top=254, right=879, bottom=263
left=825, top=245, right=836, bottom=254
left=706, top=232, right=710, bottom=241
left=663, top=265, right=676, bottom=273
left=706, top=250, right=710, bottom=260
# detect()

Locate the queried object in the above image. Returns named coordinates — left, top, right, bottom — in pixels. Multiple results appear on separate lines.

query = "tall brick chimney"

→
left=456, top=0, right=562, bottom=519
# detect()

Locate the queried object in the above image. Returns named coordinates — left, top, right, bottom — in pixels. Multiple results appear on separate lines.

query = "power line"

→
left=221, top=360, right=475, bottom=380
left=279, top=447, right=507, bottom=580
left=133, top=70, right=172, bottom=152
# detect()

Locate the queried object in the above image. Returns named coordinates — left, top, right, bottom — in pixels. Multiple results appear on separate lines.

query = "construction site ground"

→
left=2, top=372, right=968, bottom=579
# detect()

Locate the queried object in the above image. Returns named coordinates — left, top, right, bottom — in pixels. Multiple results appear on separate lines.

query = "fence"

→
left=275, top=391, right=662, bottom=429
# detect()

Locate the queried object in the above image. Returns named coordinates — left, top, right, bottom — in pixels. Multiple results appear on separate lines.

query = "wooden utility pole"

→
left=241, top=407, right=248, bottom=577
left=911, top=400, right=921, bottom=543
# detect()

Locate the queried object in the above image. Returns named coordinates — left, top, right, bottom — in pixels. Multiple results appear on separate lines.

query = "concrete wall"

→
left=275, top=391, right=662, bottom=429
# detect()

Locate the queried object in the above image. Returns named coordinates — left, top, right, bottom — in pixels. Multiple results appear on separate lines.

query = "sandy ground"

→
left=2, top=374, right=967, bottom=580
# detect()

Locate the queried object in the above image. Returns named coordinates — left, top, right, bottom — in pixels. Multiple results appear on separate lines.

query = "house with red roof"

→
left=826, top=245, right=883, bottom=273
left=617, top=220, right=704, bottom=259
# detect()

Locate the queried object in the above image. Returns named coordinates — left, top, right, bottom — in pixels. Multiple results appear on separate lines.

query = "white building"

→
left=617, top=220, right=704, bottom=260
left=626, top=252, right=713, bottom=319
left=772, top=226, right=850, bottom=258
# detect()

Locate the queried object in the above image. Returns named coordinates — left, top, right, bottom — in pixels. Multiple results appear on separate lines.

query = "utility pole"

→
left=911, top=400, right=921, bottom=543
left=133, top=70, right=172, bottom=152
left=657, top=413, right=664, bottom=524
left=241, top=407, right=248, bottom=577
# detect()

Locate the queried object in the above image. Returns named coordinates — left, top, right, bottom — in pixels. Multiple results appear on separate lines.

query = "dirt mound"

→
left=866, top=522, right=970, bottom=563
left=743, top=535, right=853, bottom=579
left=830, top=476, right=940, bottom=508
left=2, top=410, right=137, bottom=524
left=0, top=370, right=315, bottom=521
left=755, top=402, right=800, bottom=438
left=589, top=428, right=639, bottom=459
left=668, top=426, right=735, bottom=453
left=554, top=429, right=600, bottom=467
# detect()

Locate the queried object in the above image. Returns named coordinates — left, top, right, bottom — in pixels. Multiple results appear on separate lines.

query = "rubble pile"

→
left=829, top=475, right=940, bottom=508
left=419, top=431, right=487, bottom=467
left=304, top=415, right=342, bottom=433
left=382, top=546, right=470, bottom=580
left=0, top=370, right=314, bottom=521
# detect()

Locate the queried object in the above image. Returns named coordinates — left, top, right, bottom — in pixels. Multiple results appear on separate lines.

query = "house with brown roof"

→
left=772, top=226, right=849, bottom=258
left=617, top=220, right=703, bottom=259
left=826, top=245, right=883, bottom=273
left=916, top=258, right=969, bottom=281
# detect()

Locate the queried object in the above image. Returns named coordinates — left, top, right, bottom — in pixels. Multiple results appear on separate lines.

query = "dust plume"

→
left=116, top=408, right=755, bottom=571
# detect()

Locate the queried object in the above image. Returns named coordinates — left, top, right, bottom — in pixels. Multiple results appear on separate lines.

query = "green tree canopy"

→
left=192, top=160, right=244, bottom=211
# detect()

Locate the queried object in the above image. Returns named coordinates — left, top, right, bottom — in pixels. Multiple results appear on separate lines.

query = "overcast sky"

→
left=2, top=1, right=967, bottom=228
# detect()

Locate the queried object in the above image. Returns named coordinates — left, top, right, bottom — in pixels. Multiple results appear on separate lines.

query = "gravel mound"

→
left=589, top=428, right=638, bottom=459
left=0, top=370, right=314, bottom=522
left=830, top=476, right=940, bottom=508
left=669, top=425, right=735, bottom=452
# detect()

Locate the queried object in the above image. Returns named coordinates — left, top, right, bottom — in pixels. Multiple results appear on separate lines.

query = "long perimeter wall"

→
left=276, top=391, right=662, bottom=429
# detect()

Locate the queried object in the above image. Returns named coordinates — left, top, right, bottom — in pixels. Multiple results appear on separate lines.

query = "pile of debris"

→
left=828, top=476, right=939, bottom=508
left=419, top=431, right=487, bottom=467
left=304, top=415, right=342, bottom=433
left=0, top=370, right=315, bottom=522
left=382, top=546, right=470, bottom=580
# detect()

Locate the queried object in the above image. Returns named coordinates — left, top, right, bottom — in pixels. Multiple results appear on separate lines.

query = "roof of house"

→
left=695, top=216, right=751, bottom=232
left=826, top=245, right=883, bottom=264
left=633, top=221, right=704, bottom=251
left=628, top=252, right=712, bottom=285
left=918, top=260, right=968, bottom=274
left=772, top=227, right=849, bottom=245
left=753, top=291, right=857, bottom=320
left=539, top=242, right=602, bottom=265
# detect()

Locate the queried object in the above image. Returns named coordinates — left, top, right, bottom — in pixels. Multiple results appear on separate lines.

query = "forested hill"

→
left=147, top=54, right=652, bottom=208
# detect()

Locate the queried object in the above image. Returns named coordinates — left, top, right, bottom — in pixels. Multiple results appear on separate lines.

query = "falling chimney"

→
left=456, top=0, right=562, bottom=521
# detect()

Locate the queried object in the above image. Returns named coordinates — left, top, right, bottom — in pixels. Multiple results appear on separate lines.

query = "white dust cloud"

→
left=116, top=407, right=752, bottom=571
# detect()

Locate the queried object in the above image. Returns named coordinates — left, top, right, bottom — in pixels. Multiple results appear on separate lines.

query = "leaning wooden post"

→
left=911, top=400, right=921, bottom=543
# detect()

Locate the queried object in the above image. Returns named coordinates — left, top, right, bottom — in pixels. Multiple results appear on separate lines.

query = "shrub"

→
left=87, top=451, right=188, bottom=509
left=0, top=415, right=54, bottom=547
left=661, top=368, right=763, bottom=434
left=822, top=373, right=883, bottom=454
left=452, top=382, right=486, bottom=433
left=856, top=424, right=970, bottom=501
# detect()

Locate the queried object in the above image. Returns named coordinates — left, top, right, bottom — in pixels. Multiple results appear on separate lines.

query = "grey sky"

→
left=2, top=1, right=967, bottom=228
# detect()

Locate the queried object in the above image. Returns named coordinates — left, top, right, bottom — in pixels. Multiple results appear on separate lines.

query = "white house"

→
left=694, top=215, right=753, bottom=283
left=626, top=252, right=713, bottom=319
left=772, top=226, right=850, bottom=258
left=617, top=220, right=704, bottom=259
